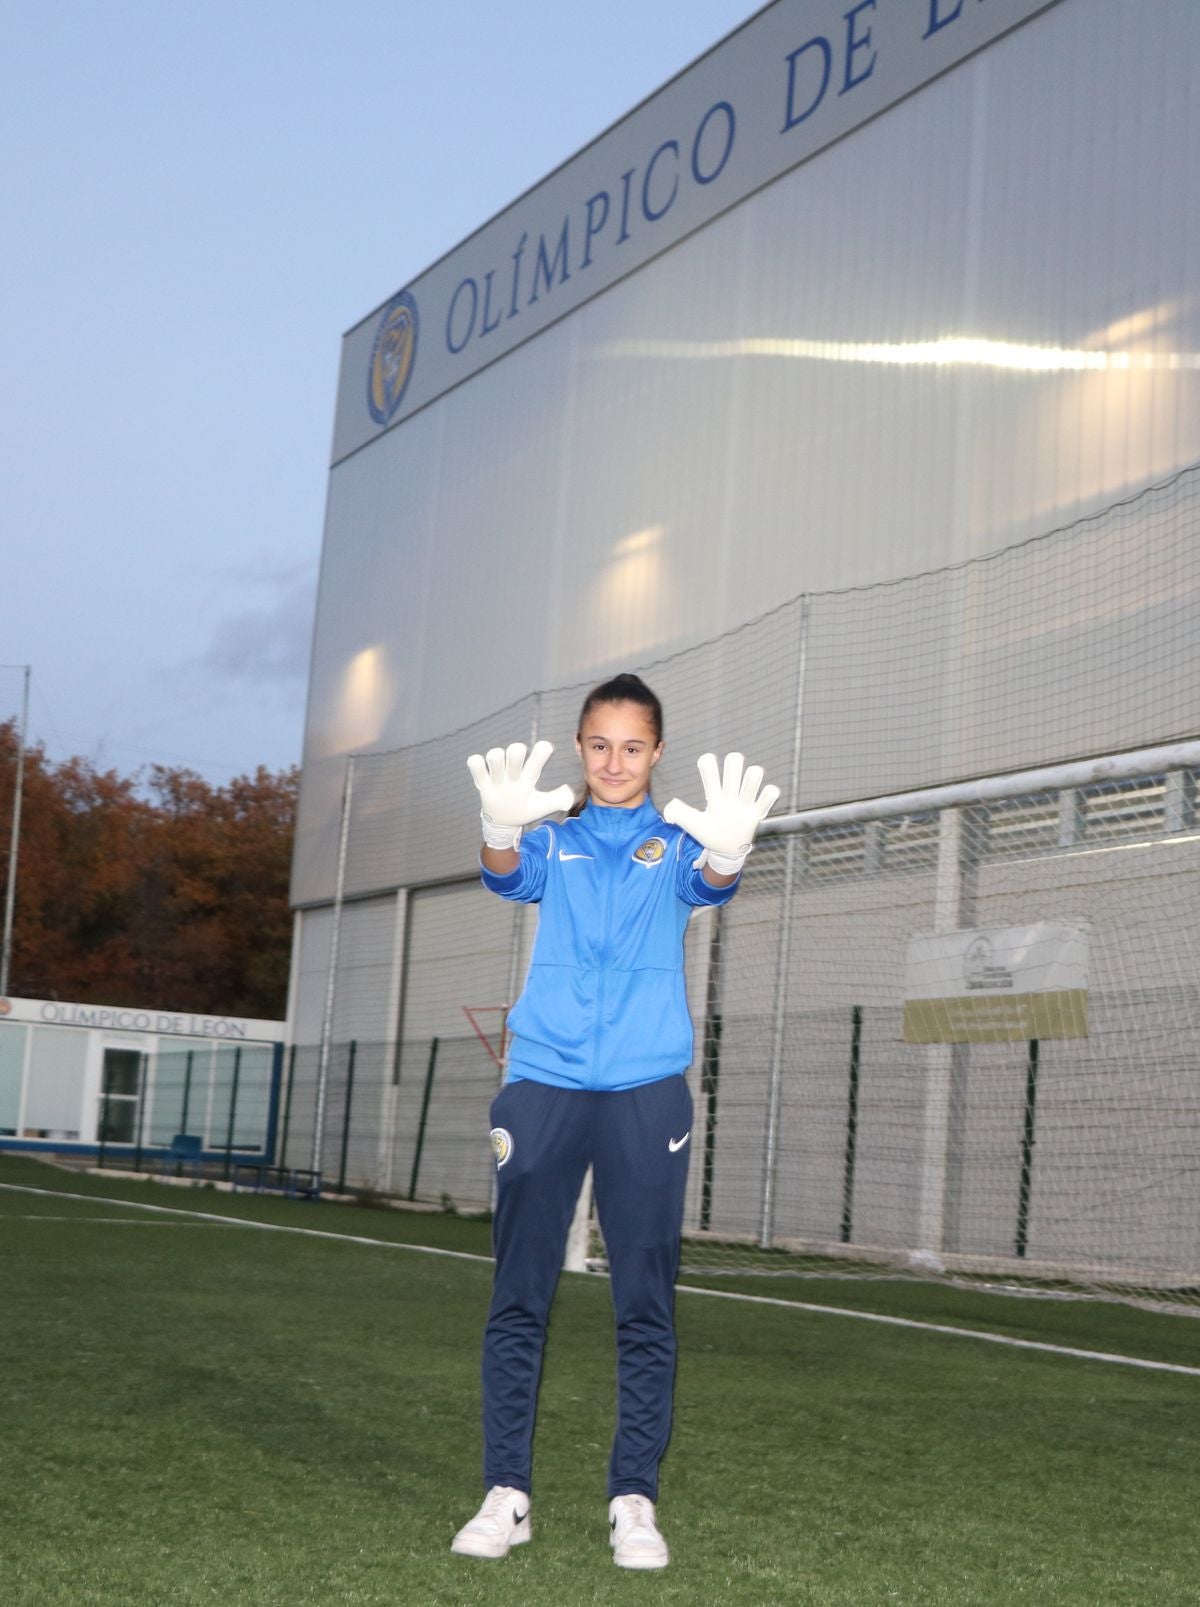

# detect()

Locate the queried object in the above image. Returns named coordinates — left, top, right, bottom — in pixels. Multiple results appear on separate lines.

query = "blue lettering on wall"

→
left=508, top=233, right=528, bottom=319
left=782, top=36, right=833, bottom=130
left=841, top=1, right=878, bottom=95
left=617, top=167, right=636, bottom=245
left=440, top=96, right=746, bottom=356
left=642, top=139, right=680, bottom=222
left=480, top=269, right=502, bottom=336
left=581, top=190, right=610, bottom=268
left=446, top=277, right=478, bottom=353
left=924, top=0, right=966, bottom=38
left=691, top=100, right=736, bottom=185
left=366, top=0, right=1061, bottom=428
left=528, top=218, right=571, bottom=304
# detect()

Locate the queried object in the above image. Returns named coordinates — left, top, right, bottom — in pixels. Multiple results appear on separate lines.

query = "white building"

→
left=0, top=994, right=284, bottom=1163
left=285, top=0, right=1200, bottom=1285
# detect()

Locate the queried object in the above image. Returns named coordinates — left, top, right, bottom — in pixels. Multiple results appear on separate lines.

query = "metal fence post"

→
left=377, top=887, right=409, bottom=1193
left=313, top=755, right=355, bottom=1179
left=264, top=1041, right=284, bottom=1165
left=495, top=698, right=540, bottom=1215
left=224, top=1047, right=242, bottom=1182
left=409, top=1037, right=439, bottom=1201
left=180, top=1049, right=194, bottom=1137
left=279, top=1043, right=297, bottom=1170
left=699, top=907, right=724, bottom=1235
left=133, top=1054, right=148, bottom=1174
left=840, top=1006, right=863, bottom=1243
left=337, top=1040, right=357, bottom=1194
left=1015, top=1039, right=1041, bottom=1258
left=760, top=596, right=809, bottom=1248
left=505, top=694, right=541, bottom=1058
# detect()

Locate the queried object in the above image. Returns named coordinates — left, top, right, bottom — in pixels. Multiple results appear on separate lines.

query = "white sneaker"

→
left=450, top=1485, right=532, bottom=1559
left=608, top=1494, right=669, bottom=1570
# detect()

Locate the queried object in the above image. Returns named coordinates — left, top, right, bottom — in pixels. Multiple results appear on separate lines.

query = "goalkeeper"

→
left=451, top=672, right=778, bottom=1571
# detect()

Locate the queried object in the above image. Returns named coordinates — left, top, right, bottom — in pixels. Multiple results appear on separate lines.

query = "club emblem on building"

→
left=367, top=290, right=419, bottom=425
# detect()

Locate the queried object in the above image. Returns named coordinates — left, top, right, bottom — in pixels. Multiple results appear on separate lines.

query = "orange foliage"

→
left=0, top=721, right=296, bottom=1018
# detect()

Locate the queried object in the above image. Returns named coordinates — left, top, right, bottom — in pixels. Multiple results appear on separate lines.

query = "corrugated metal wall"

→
left=295, top=0, right=1200, bottom=906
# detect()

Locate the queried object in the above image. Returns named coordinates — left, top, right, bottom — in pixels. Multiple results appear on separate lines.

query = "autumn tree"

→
left=0, top=721, right=297, bottom=1018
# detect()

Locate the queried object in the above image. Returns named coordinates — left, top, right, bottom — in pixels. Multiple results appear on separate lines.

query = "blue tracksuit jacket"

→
left=480, top=796, right=739, bottom=1091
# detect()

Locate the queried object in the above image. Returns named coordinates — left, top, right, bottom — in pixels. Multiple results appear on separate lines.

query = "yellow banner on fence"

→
left=903, top=990, right=1088, bottom=1044
left=903, top=924, right=1089, bottom=1044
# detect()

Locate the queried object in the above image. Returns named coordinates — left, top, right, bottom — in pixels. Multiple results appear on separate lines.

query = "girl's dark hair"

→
left=567, top=673, right=663, bottom=817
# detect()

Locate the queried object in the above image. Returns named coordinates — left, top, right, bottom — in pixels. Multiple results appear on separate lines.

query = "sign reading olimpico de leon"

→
left=0, top=995, right=283, bottom=1043
left=903, top=923, right=1089, bottom=1043
left=334, top=0, right=1062, bottom=461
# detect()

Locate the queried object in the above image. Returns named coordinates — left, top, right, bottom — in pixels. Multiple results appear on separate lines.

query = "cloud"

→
left=198, top=560, right=317, bottom=685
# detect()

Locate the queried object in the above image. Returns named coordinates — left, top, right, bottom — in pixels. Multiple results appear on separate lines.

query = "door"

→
left=98, top=1047, right=144, bottom=1144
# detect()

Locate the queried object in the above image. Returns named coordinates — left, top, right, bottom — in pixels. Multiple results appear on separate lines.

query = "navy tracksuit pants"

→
left=482, top=1073, right=693, bottom=1501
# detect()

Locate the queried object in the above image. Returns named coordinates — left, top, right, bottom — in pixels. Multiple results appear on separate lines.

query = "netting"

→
left=326, top=463, right=1200, bottom=904
left=665, top=771, right=1200, bottom=1310
left=293, top=464, right=1200, bottom=1312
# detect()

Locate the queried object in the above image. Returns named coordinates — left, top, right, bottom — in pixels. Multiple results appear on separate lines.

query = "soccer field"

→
left=2, top=1155, right=1198, bottom=1606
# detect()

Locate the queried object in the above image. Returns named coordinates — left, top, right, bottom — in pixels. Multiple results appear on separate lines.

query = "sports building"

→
left=287, top=0, right=1200, bottom=1305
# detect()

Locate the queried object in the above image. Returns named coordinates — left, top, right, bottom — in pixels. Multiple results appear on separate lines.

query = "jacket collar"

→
left=577, top=796, right=661, bottom=837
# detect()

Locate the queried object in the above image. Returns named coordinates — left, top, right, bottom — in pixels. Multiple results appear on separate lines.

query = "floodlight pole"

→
left=1, top=665, right=30, bottom=997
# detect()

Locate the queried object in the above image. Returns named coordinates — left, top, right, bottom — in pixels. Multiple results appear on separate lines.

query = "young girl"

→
left=452, top=673, right=778, bottom=1570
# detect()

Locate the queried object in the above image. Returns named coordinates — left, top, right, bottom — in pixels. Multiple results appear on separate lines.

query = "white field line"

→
left=4, top=1181, right=1199, bottom=1379
left=673, top=1283, right=1200, bottom=1378
left=12, top=1214, right=231, bottom=1225
left=0, top=1183, right=493, bottom=1263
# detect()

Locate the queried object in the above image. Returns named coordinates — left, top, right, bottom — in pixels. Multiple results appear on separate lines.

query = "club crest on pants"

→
left=490, top=1126, right=514, bottom=1167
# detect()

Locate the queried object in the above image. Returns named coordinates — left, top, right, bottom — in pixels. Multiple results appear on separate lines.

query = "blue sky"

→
left=2, top=0, right=757, bottom=782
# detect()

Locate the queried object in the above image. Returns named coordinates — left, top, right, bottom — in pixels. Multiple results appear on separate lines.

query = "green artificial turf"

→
left=2, top=1154, right=1198, bottom=1605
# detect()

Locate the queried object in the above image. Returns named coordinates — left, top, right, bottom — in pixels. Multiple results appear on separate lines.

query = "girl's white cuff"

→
left=703, top=847, right=747, bottom=876
left=482, top=817, right=522, bottom=851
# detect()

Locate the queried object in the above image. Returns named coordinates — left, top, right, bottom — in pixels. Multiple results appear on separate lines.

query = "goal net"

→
left=649, top=755, right=1200, bottom=1312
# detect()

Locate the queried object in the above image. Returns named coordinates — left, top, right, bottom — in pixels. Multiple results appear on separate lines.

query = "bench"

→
left=230, top=1161, right=321, bottom=1201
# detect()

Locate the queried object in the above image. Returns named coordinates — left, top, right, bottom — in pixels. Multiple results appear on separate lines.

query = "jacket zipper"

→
left=592, top=833, right=615, bottom=1089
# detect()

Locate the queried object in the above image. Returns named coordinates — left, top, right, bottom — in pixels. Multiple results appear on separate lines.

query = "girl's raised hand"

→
left=663, top=752, right=780, bottom=874
left=467, top=740, right=575, bottom=850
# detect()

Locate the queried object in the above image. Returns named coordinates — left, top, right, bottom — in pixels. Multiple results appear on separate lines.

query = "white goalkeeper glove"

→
left=662, top=752, right=780, bottom=875
left=466, top=740, right=575, bottom=851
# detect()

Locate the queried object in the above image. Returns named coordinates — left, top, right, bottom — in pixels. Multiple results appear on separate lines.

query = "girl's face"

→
left=575, top=700, right=663, bottom=809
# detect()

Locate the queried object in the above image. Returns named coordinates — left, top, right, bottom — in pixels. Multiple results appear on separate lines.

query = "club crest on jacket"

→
left=633, top=837, right=666, bottom=865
